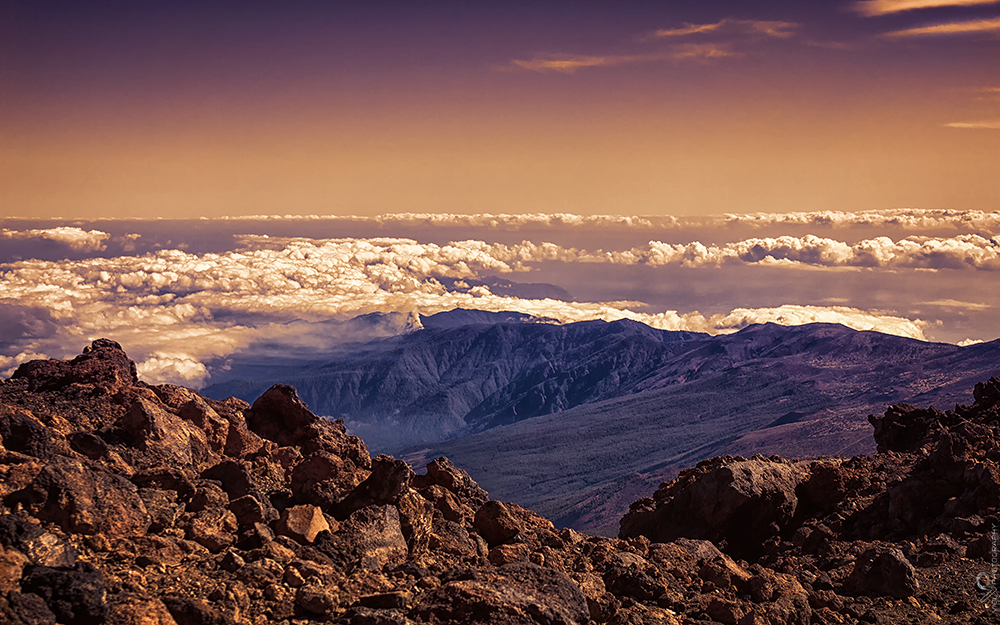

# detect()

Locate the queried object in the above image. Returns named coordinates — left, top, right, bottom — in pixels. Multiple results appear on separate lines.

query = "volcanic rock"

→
left=17, top=455, right=150, bottom=537
left=276, top=504, right=330, bottom=544
left=414, top=562, right=589, bottom=625
left=844, top=545, right=919, bottom=598
left=619, top=456, right=809, bottom=558
left=2, top=341, right=999, bottom=625
left=473, top=500, right=521, bottom=547
left=21, top=563, right=107, bottom=625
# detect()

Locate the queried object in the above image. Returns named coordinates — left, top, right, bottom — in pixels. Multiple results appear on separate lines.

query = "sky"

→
left=1, top=0, right=998, bottom=218
left=1, top=2, right=999, bottom=388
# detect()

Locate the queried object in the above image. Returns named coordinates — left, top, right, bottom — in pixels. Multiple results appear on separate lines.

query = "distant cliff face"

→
left=205, top=311, right=1000, bottom=453
left=202, top=313, right=1000, bottom=537
left=1, top=341, right=999, bottom=624
left=205, top=311, right=709, bottom=449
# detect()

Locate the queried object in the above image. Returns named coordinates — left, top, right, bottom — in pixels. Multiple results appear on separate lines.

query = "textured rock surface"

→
left=1, top=340, right=999, bottom=624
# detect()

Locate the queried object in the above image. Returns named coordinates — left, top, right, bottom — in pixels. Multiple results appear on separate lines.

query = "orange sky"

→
left=1, top=1, right=998, bottom=218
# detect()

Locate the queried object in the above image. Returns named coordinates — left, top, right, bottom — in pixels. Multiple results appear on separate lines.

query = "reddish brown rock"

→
left=413, top=562, right=589, bottom=625
left=200, top=460, right=258, bottom=501
left=177, top=396, right=230, bottom=452
left=844, top=545, right=919, bottom=599
left=122, top=397, right=214, bottom=470
left=290, top=450, right=364, bottom=510
left=109, top=595, right=179, bottom=625
left=22, top=532, right=77, bottom=568
left=221, top=411, right=265, bottom=459
left=619, top=457, right=809, bottom=558
left=185, top=508, right=237, bottom=553
left=427, top=518, right=477, bottom=556
left=20, top=456, right=150, bottom=537
left=21, top=563, right=109, bottom=625
left=329, top=504, right=408, bottom=571
left=11, top=338, right=137, bottom=395
left=161, top=596, right=237, bottom=625
left=276, top=505, right=331, bottom=544
left=0, top=406, right=65, bottom=459
left=395, top=488, right=434, bottom=553
left=340, top=454, right=413, bottom=516
left=0, top=546, right=28, bottom=593
left=474, top=500, right=521, bottom=547
left=417, top=456, right=488, bottom=507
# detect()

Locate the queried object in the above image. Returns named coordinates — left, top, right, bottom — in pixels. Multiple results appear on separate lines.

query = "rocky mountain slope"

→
left=205, top=314, right=1000, bottom=454
left=203, top=311, right=710, bottom=449
left=208, top=312, right=1000, bottom=535
left=1, top=340, right=999, bottom=624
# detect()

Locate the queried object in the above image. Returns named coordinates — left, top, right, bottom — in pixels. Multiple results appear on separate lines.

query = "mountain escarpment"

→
left=0, top=340, right=998, bottom=624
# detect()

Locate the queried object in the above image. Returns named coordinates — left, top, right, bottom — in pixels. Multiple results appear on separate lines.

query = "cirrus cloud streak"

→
left=854, top=0, right=1000, bottom=16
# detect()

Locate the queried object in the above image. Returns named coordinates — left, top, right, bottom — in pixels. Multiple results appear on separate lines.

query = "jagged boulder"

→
left=619, top=457, right=810, bottom=558
left=276, top=504, right=330, bottom=544
left=474, top=500, right=521, bottom=547
left=413, top=562, right=589, bottom=625
left=413, top=456, right=489, bottom=508
left=843, top=545, right=919, bottom=598
left=122, top=396, right=214, bottom=470
left=11, top=338, right=137, bottom=395
left=869, top=403, right=946, bottom=453
left=0, top=407, right=64, bottom=459
left=17, top=456, right=150, bottom=537
left=21, top=563, right=108, bottom=625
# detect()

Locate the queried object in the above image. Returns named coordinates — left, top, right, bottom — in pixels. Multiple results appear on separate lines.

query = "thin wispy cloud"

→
left=885, top=16, right=1000, bottom=36
left=511, top=17, right=791, bottom=74
left=511, top=54, right=662, bottom=73
left=510, top=46, right=735, bottom=73
left=854, top=0, right=1000, bottom=17
left=671, top=43, right=738, bottom=61
left=944, top=120, right=1000, bottom=128
left=653, top=19, right=798, bottom=39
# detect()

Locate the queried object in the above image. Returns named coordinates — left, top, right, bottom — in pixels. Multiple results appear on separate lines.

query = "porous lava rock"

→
left=1, top=341, right=999, bottom=624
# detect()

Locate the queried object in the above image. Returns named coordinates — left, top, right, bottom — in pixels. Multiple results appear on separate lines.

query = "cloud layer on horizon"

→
left=192, top=208, right=1000, bottom=233
left=0, top=234, right=936, bottom=386
left=0, top=227, right=110, bottom=252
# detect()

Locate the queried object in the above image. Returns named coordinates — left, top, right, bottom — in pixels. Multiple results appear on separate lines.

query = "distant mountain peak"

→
left=419, top=308, right=554, bottom=331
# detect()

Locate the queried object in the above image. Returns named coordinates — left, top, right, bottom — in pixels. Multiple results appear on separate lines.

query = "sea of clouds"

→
left=2, top=208, right=997, bottom=387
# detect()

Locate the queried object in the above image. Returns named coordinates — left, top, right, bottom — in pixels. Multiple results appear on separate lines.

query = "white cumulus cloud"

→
left=0, top=235, right=939, bottom=386
left=1, top=227, right=110, bottom=252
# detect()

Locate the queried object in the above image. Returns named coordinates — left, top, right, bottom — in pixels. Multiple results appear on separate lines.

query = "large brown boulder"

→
left=122, top=397, right=214, bottom=470
left=413, top=562, right=590, bottom=625
left=18, top=456, right=150, bottom=537
left=414, top=456, right=489, bottom=508
left=290, top=450, right=367, bottom=512
left=11, top=339, right=137, bottom=395
left=0, top=406, right=65, bottom=460
left=276, top=504, right=330, bottom=544
left=868, top=403, right=945, bottom=453
left=844, top=545, right=919, bottom=599
left=474, top=500, right=522, bottom=547
left=318, top=504, right=408, bottom=571
left=243, top=385, right=370, bottom=469
left=619, top=457, right=810, bottom=559
left=21, top=563, right=108, bottom=625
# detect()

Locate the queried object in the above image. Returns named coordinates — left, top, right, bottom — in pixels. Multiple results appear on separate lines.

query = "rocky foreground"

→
left=0, top=340, right=998, bottom=624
